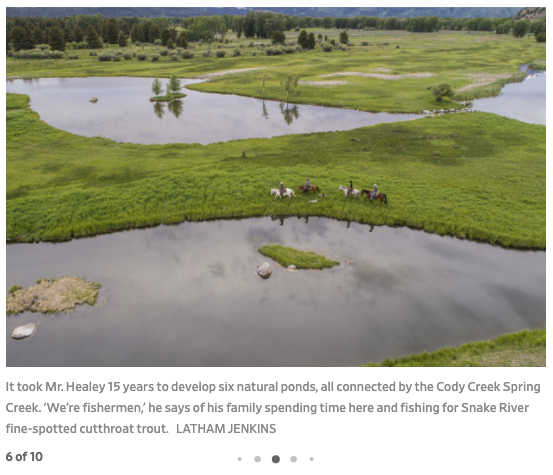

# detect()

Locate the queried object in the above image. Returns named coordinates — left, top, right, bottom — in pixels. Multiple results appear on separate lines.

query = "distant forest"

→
left=6, top=7, right=523, bottom=19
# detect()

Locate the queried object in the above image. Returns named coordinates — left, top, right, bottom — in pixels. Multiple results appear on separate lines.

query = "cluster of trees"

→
left=6, top=11, right=545, bottom=50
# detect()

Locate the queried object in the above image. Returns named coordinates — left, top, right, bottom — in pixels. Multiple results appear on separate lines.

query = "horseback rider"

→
left=347, top=180, right=353, bottom=196
left=305, top=178, right=310, bottom=193
left=370, top=184, right=378, bottom=200
left=279, top=182, right=285, bottom=197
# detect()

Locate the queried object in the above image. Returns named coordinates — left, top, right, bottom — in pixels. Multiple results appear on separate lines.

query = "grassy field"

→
left=364, top=329, right=546, bottom=367
left=258, top=244, right=340, bottom=269
left=7, top=29, right=545, bottom=113
left=6, top=92, right=545, bottom=247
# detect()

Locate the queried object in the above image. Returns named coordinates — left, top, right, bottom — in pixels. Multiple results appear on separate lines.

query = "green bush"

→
left=123, top=52, right=133, bottom=60
left=159, top=49, right=168, bottom=56
left=232, top=48, right=241, bottom=57
left=170, top=54, right=179, bottom=61
left=67, top=54, right=79, bottom=59
left=181, top=50, right=194, bottom=59
left=97, top=52, right=112, bottom=61
left=322, top=44, right=333, bottom=52
left=216, top=49, right=226, bottom=57
left=150, top=53, right=160, bottom=62
left=136, top=52, right=147, bottom=61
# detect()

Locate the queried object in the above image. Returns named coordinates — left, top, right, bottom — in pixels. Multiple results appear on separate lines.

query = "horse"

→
left=271, top=188, right=296, bottom=199
left=297, top=184, right=321, bottom=195
left=360, top=189, right=388, bottom=204
left=338, top=184, right=361, bottom=199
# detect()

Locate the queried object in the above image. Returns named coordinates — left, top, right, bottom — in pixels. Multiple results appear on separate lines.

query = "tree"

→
left=73, top=24, right=84, bottom=42
left=23, top=25, right=35, bottom=49
left=63, top=25, right=73, bottom=43
left=167, top=39, right=174, bottom=49
left=280, top=73, right=299, bottom=101
left=149, top=23, right=160, bottom=41
left=271, top=30, right=285, bottom=45
left=85, top=24, right=102, bottom=48
left=161, top=27, right=170, bottom=46
left=297, top=29, right=309, bottom=49
left=130, top=24, right=143, bottom=43
left=534, top=18, right=546, bottom=43
left=307, top=32, right=316, bottom=49
left=118, top=31, right=126, bottom=47
left=6, top=29, right=11, bottom=52
left=106, top=19, right=119, bottom=44
left=512, top=21, right=530, bottom=38
left=236, top=18, right=243, bottom=39
left=151, top=77, right=163, bottom=96
left=31, top=26, right=43, bottom=45
left=339, top=30, right=349, bottom=44
left=49, top=26, right=66, bottom=52
left=427, top=83, right=454, bottom=102
left=177, top=31, right=188, bottom=48
left=317, top=33, right=323, bottom=40
left=167, top=75, right=182, bottom=94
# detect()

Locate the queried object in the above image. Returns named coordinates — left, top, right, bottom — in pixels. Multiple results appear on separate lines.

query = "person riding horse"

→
left=370, top=184, right=378, bottom=201
left=279, top=182, right=285, bottom=197
left=347, top=180, right=353, bottom=196
left=305, top=178, right=311, bottom=193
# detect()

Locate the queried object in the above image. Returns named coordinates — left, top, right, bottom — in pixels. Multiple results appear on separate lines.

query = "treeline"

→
left=6, top=12, right=545, bottom=52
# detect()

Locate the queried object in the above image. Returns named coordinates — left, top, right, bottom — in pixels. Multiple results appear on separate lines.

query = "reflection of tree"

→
left=262, top=101, right=269, bottom=120
left=279, top=102, right=300, bottom=125
left=153, top=102, right=165, bottom=119
left=168, top=99, right=183, bottom=118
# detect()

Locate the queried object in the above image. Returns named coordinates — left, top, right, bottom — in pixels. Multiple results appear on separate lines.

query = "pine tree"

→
left=130, top=24, right=143, bottom=43
left=31, top=26, right=43, bottom=45
left=177, top=31, right=188, bottom=48
left=48, top=26, right=66, bottom=52
left=271, top=30, right=286, bottom=45
left=118, top=31, right=126, bottom=47
left=152, top=78, right=163, bottom=96
left=161, top=28, right=170, bottom=46
left=142, top=21, right=152, bottom=42
left=167, top=39, right=174, bottom=49
left=149, top=24, right=160, bottom=41
left=167, top=75, right=182, bottom=94
left=73, top=25, right=84, bottom=43
left=106, top=19, right=119, bottom=45
left=6, top=29, right=12, bottom=53
left=339, top=30, right=349, bottom=44
left=307, top=32, right=316, bottom=49
left=85, top=24, right=102, bottom=48
left=297, top=30, right=309, bottom=49
left=23, top=25, right=35, bottom=49
left=63, top=25, right=73, bottom=43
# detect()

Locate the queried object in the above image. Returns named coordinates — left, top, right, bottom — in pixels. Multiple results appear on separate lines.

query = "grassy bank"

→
left=364, top=329, right=546, bottom=367
left=7, top=30, right=545, bottom=113
left=6, top=93, right=545, bottom=247
left=150, top=92, right=187, bottom=102
left=259, top=244, right=339, bottom=269
left=529, top=60, right=546, bottom=71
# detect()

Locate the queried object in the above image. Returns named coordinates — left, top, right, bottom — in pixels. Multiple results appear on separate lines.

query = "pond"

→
left=6, top=218, right=545, bottom=367
left=471, top=64, right=546, bottom=125
left=5, top=77, right=420, bottom=145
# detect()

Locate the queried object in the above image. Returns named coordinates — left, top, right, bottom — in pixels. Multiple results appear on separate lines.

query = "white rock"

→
left=309, top=200, right=318, bottom=203
left=256, top=262, right=273, bottom=278
left=12, top=323, right=37, bottom=340
left=89, top=97, right=98, bottom=103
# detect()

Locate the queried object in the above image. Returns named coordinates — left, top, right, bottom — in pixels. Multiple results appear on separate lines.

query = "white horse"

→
left=271, top=188, right=296, bottom=199
left=339, top=185, right=361, bottom=199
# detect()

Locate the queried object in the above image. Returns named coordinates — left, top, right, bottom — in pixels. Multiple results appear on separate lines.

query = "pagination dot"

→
left=291, top=456, right=297, bottom=463
left=254, top=456, right=261, bottom=463
left=272, top=455, right=280, bottom=464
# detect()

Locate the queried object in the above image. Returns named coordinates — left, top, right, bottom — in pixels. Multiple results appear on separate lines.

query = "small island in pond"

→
left=149, top=93, right=187, bottom=102
left=6, top=277, right=100, bottom=314
left=258, top=244, right=339, bottom=270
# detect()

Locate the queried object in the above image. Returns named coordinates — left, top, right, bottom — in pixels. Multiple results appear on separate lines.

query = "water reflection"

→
left=167, top=99, right=183, bottom=118
left=279, top=102, right=300, bottom=125
left=262, top=101, right=269, bottom=120
left=153, top=102, right=165, bottom=119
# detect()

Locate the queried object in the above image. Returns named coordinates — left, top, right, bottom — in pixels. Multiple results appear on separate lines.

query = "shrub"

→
left=170, top=55, right=179, bottom=61
left=136, top=52, right=147, bottom=61
left=427, top=83, right=454, bottom=102
left=360, top=41, right=369, bottom=46
left=201, top=51, right=211, bottom=57
left=284, top=46, right=295, bottom=54
left=252, top=51, right=257, bottom=56
left=347, top=42, right=354, bottom=46
left=232, top=48, right=241, bottom=57
left=266, top=47, right=275, bottom=56
left=154, top=39, right=162, bottom=45
left=176, top=47, right=183, bottom=52
left=248, top=42, right=254, bottom=47
left=295, top=45, right=302, bottom=52
left=181, top=50, right=194, bottom=59
left=123, top=53, right=132, bottom=60
left=68, top=54, right=78, bottom=59
left=322, top=44, right=333, bottom=52
left=36, top=44, right=50, bottom=51
left=150, top=53, right=160, bottom=62
left=159, top=49, right=168, bottom=56
left=97, top=52, right=112, bottom=61
left=50, top=50, right=64, bottom=59
left=168, top=50, right=178, bottom=56
left=134, top=41, right=141, bottom=46
left=89, top=51, right=98, bottom=56
left=112, top=54, right=121, bottom=62
left=330, top=39, right=336, bottom=46
left=216, top=49, right=226, bottom=57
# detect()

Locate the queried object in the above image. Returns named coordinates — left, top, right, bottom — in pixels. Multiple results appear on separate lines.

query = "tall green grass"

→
left=6, top=93, right=545, bottom=248
left=364, top=329, right=546, bottom=367
left=259, top=244, right=339, bottom=269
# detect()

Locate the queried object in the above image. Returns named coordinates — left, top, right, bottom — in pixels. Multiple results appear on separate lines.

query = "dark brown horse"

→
left=361, top=189, right=388, bottom=204
left=298, top=184, right=322, bottom=195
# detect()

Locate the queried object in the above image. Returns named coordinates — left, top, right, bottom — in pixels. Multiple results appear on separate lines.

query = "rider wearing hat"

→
left=348, top=180, right=353, bottom=196
left=305, top=178, right=310, bottom=193
left=279, top=182, right=285, bottom=197
left=370, top=184, right=378, bottom=200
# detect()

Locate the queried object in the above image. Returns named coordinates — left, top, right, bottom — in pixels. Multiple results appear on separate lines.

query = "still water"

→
left=471, top=65, right=546, bottom=125
left=6, top=218, right=545, bottom=367
left=5, top=77, right=419, bottom=145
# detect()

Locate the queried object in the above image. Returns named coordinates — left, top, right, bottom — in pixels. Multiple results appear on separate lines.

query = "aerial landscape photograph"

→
left=5, top=6, right=546, bottom=367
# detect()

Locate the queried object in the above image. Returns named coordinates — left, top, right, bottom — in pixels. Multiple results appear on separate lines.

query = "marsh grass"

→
left=529, top=60, right=546, bottom=71
left=6, top=93, right=545, bottom=248
left=452, top=71, right=528, bottom=101
left=259, top=244, right=339, bottom=269
left=364, top=329, right=545, bottom=367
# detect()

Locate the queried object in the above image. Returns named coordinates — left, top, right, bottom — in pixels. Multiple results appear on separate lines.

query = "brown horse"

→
left=361, top=189, right=388, bottom=204
left=298, top=184, right=321, bottom=195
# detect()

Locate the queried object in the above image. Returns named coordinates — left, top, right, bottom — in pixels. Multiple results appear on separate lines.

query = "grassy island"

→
left=150, top=93, right=187, bottom=102
left=6, top=277, right=101, bottom=314
left=364, top=329, right=545, bottom=367
left=529, top=60, right=546, bottom=71
left=259, top=244, right=339, bottom=269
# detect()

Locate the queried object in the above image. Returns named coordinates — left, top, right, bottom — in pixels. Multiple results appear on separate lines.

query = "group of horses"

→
left=271, top=184, right=387, bottom=204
